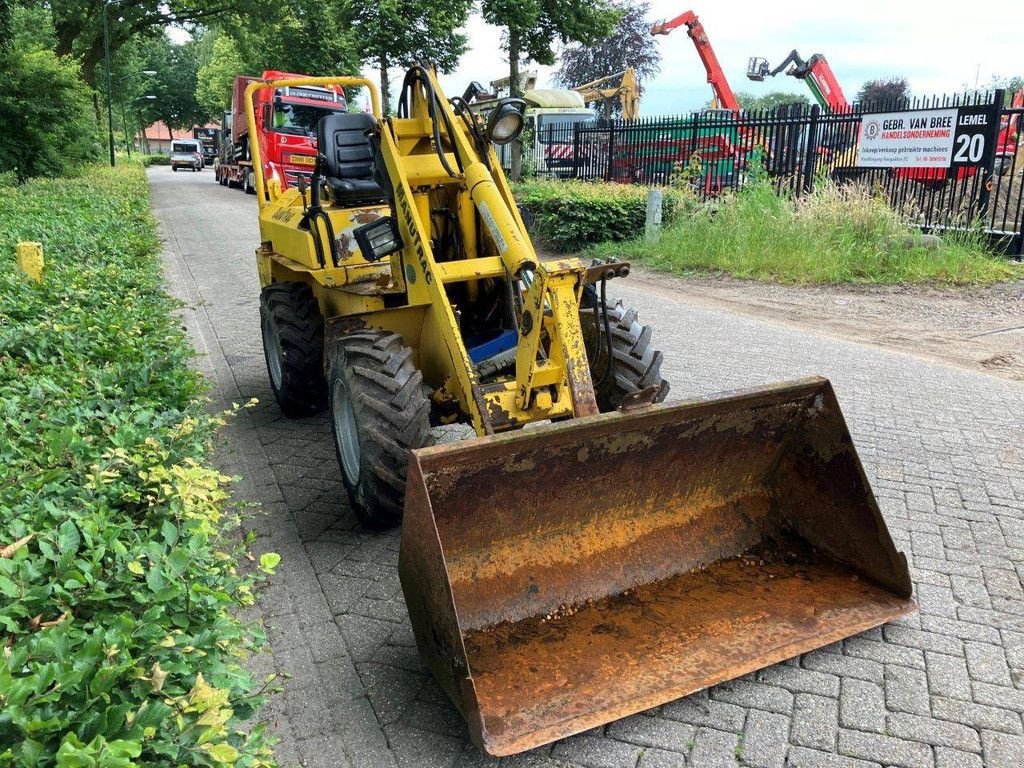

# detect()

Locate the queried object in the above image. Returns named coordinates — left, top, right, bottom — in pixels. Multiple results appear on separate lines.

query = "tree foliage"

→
left=856, top=77, right=910, bottom=108
left=734, top=90, right=810, bottom=112
left=219, top=0, right=359, bottom=81
left=135, top=33, right=207, bottom=131
left=349, top=0, right=472, bottom=114
left=554, top=0, right=659, bottom=116
left=34, top=0, right=265, bottom=86
left=195, top=34, right=244, bottom=116
left=0, top=30, right=96, bottom=178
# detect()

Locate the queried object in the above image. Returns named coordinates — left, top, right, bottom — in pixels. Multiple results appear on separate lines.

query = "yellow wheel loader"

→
left=245, top=66, right=915, bottom=757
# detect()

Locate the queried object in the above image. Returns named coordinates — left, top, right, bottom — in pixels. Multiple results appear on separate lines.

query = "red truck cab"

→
left=230, top=71, right=348, bottom=192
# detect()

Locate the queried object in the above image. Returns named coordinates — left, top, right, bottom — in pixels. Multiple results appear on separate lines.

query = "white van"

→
left=171, top=139, right=203, bottom=172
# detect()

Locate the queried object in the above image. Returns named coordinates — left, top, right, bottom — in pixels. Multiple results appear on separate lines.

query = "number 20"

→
left=954, top=133, right=984, bottom=163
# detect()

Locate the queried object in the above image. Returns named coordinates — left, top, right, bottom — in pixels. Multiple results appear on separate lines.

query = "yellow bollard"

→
left=16, top=242, right=44, bottom=282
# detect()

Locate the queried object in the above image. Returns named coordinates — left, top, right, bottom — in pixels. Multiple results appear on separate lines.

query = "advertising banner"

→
left=856, top=105, right=999, bottom=169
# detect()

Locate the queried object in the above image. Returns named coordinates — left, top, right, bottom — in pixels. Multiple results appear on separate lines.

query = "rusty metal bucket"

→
left=398, top=376, right=914, bottom=757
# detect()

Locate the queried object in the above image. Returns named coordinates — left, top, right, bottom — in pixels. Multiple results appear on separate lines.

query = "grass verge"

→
left=0, top=163, right=276, bottom=767
left=589, top=178, right=1023, bottom=285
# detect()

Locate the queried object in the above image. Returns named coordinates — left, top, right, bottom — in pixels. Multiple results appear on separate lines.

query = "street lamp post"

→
left=102, top=0, right=116, bottom=166
left=117, top=72, right=157, bottom=157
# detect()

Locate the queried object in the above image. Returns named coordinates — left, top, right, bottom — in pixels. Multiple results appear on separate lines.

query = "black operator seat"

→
left=316, top=113, right=387, bottom=205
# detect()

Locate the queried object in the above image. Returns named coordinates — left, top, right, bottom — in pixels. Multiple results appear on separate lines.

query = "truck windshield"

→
left=270, top=103, right=346, bottom=137
left=536, top=114, right=594, bottom=143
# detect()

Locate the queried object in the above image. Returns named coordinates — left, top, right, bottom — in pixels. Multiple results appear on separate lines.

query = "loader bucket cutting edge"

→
left=398, top=376, right=914, bottom=757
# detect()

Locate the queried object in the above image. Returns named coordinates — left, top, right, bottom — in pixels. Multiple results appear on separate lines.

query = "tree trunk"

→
left=508, top=29, right=522, bottom=181
left=379, top=53, right=390, bottom=116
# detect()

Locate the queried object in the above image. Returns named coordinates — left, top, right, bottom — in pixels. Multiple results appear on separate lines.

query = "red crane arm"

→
left=651, top=11, right=739, bottom=112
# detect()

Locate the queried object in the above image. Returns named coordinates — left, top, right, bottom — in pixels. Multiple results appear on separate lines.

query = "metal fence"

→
left=516, top=91, right=1024, bottom=257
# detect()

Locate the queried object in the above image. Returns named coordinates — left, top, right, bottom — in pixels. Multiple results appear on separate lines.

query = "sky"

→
left=379, top=0, right=1024, bottom=116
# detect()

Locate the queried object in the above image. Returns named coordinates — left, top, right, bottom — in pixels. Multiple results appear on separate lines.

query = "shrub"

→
left=141, top=154, right=172, bottom=167
left=590, top=177, right=1023, bottom=285
left=0, top=164, right=275, bottom=767
left=0, top=48, right=97, bottom=180
left=514, top=179, right=694, bottom=252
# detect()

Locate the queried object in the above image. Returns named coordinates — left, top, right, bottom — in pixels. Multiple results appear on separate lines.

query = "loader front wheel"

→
left=580, top=293, right=670, bottom=412
left=260, top=282, right=326, bottom=417
left=327, top=332, right=433, bottom=528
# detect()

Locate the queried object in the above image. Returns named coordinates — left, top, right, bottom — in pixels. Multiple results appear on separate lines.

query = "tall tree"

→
left=856, top=77, right=910, bottom=109
left=481, top=0, right=620, bottom=177
left=554, top=0, right=659, bottom=117
left=195, top=33, right=245, bottom=117
left=35, top=0, right=266, bottom=86
left=733, top=90, right=810, bottom=112
left=349, top=0, right=472, bottom=115
left=221, top=0, right=360, bottom=80
left=136, top=33, right=207, bottom=132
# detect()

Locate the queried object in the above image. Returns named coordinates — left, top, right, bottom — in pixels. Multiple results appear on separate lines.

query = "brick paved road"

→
left=152, top=166, right=1024, bottom=768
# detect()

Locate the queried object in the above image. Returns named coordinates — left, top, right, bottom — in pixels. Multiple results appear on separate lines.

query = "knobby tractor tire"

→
left=580, top=295, right=670, bottom=413
left=327, top=331, right=433, bottom=529
left=259, top=282, right=326, bottom=417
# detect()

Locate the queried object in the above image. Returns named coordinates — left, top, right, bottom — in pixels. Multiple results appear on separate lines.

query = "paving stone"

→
left=550, top=735, right=644, bottom=768
left=884, top=665, right=930, bottom=716
left=791, top=695, right=838, bottom=751
left=661, top=693, right=747, bottom=732
left=687, top=728, right=738, bottom=768
left=980, top=731, right=1024, bottom=768
left=963, top=641, right=1013, bottom=685
left=933, top=747, right=983, bottom=768
left=802, top=652, right=883, bottom=685
left=758, top=666, right=840, bottom=697
left=886, top=712, right=981, bottom=751
left=740, top=710, right=788, bottom=768
left=836, top=730, right=934, bottom=768
left=838, top=679, right=884, bottom=733
left=637, top=748, right=689, bottom=768
left=931, top=697, right=1023, bottom=735
left=925, top=652, right=972, bottom=701
left=605, top=713, right=695, bottom=752
left=712, top=679, right=794, bottom=715
left=785, top=747, right=882, bottom=768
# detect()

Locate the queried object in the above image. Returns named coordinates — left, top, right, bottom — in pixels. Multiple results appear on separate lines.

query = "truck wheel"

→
left=580, top=292, right=669, bottom=412
left=260, top=282, right=326, bottom=417
left=172, top=166, right=178, bottom=172
left=244, top=171, right=255, bottom=194
left=327, top=331, right=433, bottom=528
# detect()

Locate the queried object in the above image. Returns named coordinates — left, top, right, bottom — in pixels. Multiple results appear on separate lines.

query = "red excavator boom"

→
left=651, top=11, right=740, bottom=112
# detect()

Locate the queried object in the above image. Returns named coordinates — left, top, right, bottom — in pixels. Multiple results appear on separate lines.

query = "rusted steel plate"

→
left=398, top=376, right=915, bottom=756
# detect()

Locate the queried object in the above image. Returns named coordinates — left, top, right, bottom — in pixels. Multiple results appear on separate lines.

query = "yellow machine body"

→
left=245, top=70, right=914, bottom=757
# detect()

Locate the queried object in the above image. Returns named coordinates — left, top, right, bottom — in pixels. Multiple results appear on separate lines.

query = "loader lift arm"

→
left=747, top=50, right=850, bottom=112
left=573, top=67, right=640, bottom=120
left=650, top=10, right=739, bottom=112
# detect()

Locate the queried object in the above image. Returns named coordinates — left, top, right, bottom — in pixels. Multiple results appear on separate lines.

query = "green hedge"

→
left=513, top=180, right=693, bottom=252
left=0, top=163, right=276, bottom=767
left=141, top=155, right=171, bottom=167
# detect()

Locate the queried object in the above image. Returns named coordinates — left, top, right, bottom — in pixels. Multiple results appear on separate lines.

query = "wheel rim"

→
left=332, top=378, right=361, bottom=487
left=262, top=314, right=284, bottom=390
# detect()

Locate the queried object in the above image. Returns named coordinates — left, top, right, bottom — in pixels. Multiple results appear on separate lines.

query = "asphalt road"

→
left=151, top=165, right=1024, bottom=768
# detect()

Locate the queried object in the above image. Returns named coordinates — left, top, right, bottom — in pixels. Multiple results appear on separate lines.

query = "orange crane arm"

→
left=650, top=11, right=739, bottom=112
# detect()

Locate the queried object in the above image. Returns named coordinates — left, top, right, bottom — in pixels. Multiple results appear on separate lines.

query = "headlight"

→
left=486, top=99, right=527, bottom=145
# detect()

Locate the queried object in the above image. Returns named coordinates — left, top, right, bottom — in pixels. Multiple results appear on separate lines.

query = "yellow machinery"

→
left=574, top=67, right=640, bottom=120
left=247, top=66, right=914, bottom=757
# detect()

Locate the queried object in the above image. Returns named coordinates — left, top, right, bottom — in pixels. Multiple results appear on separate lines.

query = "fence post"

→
left=802, top=104, right=821, bottom=195
left=645, top=189, right=663, bottom=242
left=977, top=89, right=1004, bottom=220
left=605, top=121, right=616, bottom=182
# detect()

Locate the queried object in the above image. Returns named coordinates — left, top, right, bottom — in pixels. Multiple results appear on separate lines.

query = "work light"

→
left=353, top=217, right=403, bottom=262
left=486, top=99, right=527, bottom=145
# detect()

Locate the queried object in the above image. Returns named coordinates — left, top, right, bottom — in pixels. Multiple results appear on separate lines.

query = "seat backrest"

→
left=317, top=113, right=376, bottom=180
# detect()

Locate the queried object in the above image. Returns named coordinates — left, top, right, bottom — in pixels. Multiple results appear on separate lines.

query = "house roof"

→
left=143, top=121, right=220, bottom=141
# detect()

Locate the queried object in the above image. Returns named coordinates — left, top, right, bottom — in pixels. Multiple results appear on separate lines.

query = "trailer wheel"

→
left=327, top=331, right=433, bottom=528
left=260, top=282, right=326, bottom=417
left=580, top=291, right=669, bottom=412
left=244, top=171, right=255, bottom=194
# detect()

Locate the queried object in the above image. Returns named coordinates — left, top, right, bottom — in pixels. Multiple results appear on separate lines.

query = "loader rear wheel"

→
left=260, top=282, right=326, bottom=417
left=580, top=293, right=670, bottom=412
left=327, top=331, right=433, bottom=528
